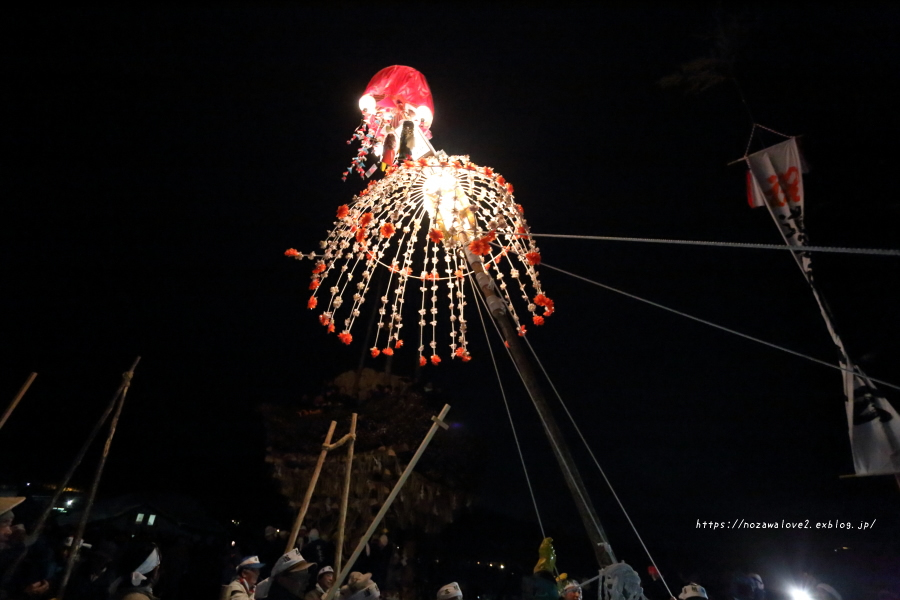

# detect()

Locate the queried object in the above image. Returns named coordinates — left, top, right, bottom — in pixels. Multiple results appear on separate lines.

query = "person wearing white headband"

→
left=114, top=542, right=161, bottom=600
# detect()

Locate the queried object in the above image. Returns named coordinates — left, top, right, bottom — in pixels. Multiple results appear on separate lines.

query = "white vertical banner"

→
left=745, top=137, right=900, bottom=475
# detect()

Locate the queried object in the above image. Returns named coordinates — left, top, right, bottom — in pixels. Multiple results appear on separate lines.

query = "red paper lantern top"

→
left=362, top=65, right=434, bottom=117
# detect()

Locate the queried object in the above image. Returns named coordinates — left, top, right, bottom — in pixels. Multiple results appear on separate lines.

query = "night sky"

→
left=3, top=5, right=900, bottom=596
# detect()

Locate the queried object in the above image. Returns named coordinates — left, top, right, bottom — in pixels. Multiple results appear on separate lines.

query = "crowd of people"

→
left=1, top=496, right=864, bottom=600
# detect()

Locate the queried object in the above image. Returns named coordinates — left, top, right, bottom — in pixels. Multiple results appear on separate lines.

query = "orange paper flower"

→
left=454, top=269, right=464, bottom=279
left=309, top=279, right=320, bottom=290
left=518, top=325, right=527, bottom=337
left=525, top=252, right=541, bottom=266
left=338, top=332, right=353, bottom=345
left=319, top=315, right=330, bottom=326
left=461, top=354, right=472, bottom=363
left=312, top=262, right=326, bottom=274
left=429, top=229, right=444, bottom=244
left=394, top=339, right=404, bottom=349
left=533, top=315, right=545, bottom=326
left=355, top=229, right=366, bottom=244
left=506, top=183, right=515, bottom=194
left=370, top=348, right=380, bottom=358
left=359, top=212, right=373, bottom=227
left=382, top=347, right=394, bottom=356
left=380, top=223, right=395, bottom=238
left=327, top=323, right=335, bottom=333
left=285, top=248, right=299, bottom=257
left=336, top=204, right=350, bottom=219
left=455, top=347, right=465, bottom=357
left=308, top=297, right=318, bottom=309
left=419, top=356, right=427, bottom=366
left=534, top=294, right=550, bottom=306
left=431, top=355, right=441, bottom=365
left=496, top=175, right=506, bottom=185
left=468, top=238, right=491, bottom=256
left=483, top=230, right=496, bottom=243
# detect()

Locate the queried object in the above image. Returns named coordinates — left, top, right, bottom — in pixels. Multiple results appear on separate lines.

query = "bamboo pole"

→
left=0, top=372, right=37, bottom=432
left=462, top=237, right=616, bottom=568
left=57, top=368, right=134, bottom=600
left=285, top=421, right=337, bottom=553
left=334, top=413, right=358, bottom=575
left=323, top=405, right=451, bottom=600
left=1, top=358, right=139, bottom=590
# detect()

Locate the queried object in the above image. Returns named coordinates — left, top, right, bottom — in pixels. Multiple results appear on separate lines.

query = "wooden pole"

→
left=462, top=239, right=616, bottom=568
left=323, top=405, right=451, bottom=600
left=334, top=413, right=358, bottom=575
left=1, top=358, right=139, bottom=590
left=285, top=421, right=337, bottom=553
left=57, top=367, right=134, bottom=600
left=0, top=372, right=37, bottom=432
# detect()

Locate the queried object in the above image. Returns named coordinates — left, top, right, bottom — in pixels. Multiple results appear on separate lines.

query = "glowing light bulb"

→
left=359, top=95, right=376, bottom=113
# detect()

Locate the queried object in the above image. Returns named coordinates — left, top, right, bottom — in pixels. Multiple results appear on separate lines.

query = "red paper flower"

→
left=468, top=238, right=491, bottom=256
left=483, top=167, right=493, bottom=176
left=308, top=297, right=317, bottom=309
left=506, top=183, right=515, bottom=194
left=419, top=356, right=427, bottom=366
left=319, top=315, right=330, bottom=326
left=338, top=332, right=352, bottom=345
left=394, top=339, right=404, bottom=349
left=403, top=159, right=415, bottom=168
left=518, top=325, right=527, bottom=337
left=327, top=323, right=335, bottom=333
left=336, top=205, right=350, bottom=219
left=370, top=348, right=380, bottom=358
left=533, top=315, right=545, bottom=326
left=455, top=347, right=465, bottom=357
left=359, top=212, right=373, bottom=227
left=516, top=204, right=524, bottom=214
left=454, top=269, right=464, bottom=279
left=382, top=347, right=394, bottom=356
left=525, top=252, right=541, bottom=266
left=355, top=229, right=366, bottom=244
left=285, top=248, right=299, bottom=257
left=312, top=262, right=326, bottom=274
left=544, top=307, right=554, bottom=317
left=424, top=272, right=436, bottom=281
left=380, top=223, right=396, bottom=238
left=496, top=175, right=506, bottom=185
left=534, top=294, right=550, bottom=306
left=461, top=354, right=472, bottom=362
left=429, top=229, right=444, bottom=244
left=309, top=279, right=320, bottom=290
left=517, top=226, right=528, bottom=236
left=431, top=355, right=441, bottom=365
left=452, top=160, right=463, bottom=169
left=483, top=230, right=496, bottom=243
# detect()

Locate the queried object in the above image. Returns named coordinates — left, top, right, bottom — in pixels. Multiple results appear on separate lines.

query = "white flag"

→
left=745, top=137, right=900, bottom=475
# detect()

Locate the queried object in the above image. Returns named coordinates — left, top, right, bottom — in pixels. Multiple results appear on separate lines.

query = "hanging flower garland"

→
left=287, top=153, right=553, bottom=364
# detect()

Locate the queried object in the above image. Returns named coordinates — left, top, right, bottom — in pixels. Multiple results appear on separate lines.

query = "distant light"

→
left=500, top=565, right=505, bottom=569
left=231, top=541, right=236, bottom=546
left=26, top=483, right=30, bottom=486
left=148, top=515, right=156, bottom=526
left=789, top=588, right=813, bottom=600
left=66, top=499, right=74, bottom=507
left=842, top=546, right=849, bottom=550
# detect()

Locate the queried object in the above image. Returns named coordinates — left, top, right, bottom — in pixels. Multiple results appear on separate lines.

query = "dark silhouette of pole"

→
left=1, top=372, right=38, bottom=432
left=58, top=360, right=139, bottom=600
left=463, top=244, right=616, bottom=568
left=1, top=358, right=140, bottom=590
